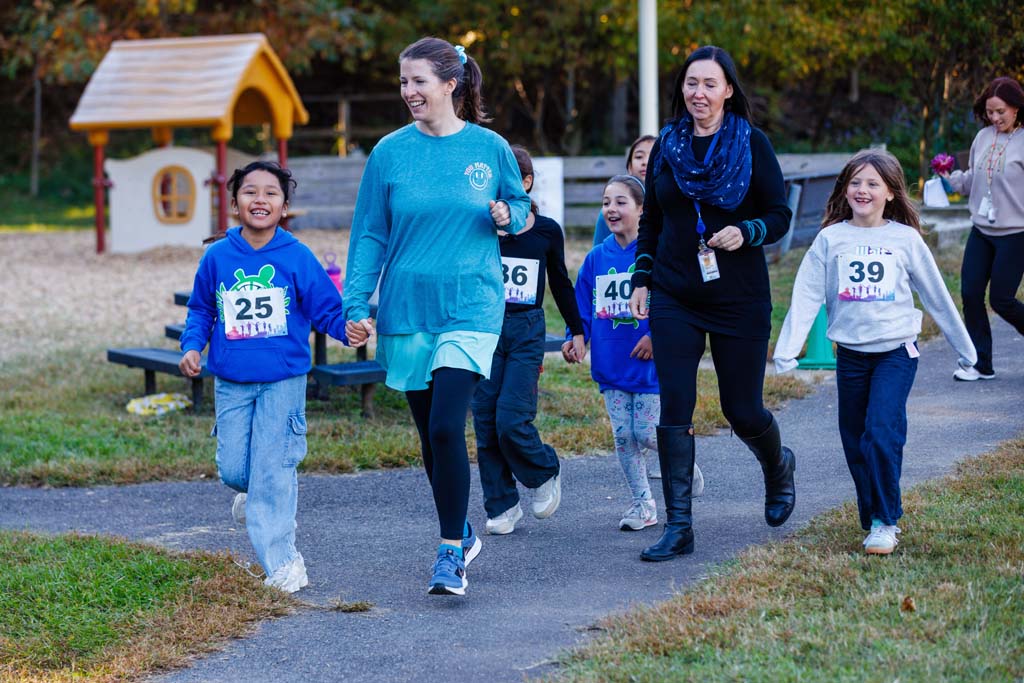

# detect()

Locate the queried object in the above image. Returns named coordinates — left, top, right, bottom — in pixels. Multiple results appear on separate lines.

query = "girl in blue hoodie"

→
left=566, top=175, right=704, bottom=531
left=179, top=161, right=349, bottom=593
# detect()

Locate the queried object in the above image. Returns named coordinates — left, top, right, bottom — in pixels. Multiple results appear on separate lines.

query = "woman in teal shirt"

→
left=344, top=37, right=530, bottom=597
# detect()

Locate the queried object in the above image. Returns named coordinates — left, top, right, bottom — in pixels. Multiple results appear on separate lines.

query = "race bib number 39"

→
left=595, top=272, right=634, bottom=320
left=224, top=287, right=288, bottom=339
left=837, top=249, right=897, bottom=302
left=502, top=256, right=540, bottom=305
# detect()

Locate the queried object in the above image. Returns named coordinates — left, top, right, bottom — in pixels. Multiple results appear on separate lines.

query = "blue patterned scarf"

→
left=656, top=112, right=752, bottom=211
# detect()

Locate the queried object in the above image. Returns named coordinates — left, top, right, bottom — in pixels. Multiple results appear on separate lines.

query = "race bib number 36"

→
left=224, top=287, right=288, bottom=339
left=595, top=272, right=634, bottom=320
left=837, top=249, right=897, bottom=302
left=502, top=256, right=540, bottom=305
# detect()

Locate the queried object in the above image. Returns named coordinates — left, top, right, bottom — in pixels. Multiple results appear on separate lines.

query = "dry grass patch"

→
left=555, top=439, right=1024, bottom=682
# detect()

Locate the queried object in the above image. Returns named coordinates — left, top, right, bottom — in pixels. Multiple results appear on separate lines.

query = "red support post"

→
left=93, top=143, right=107, bottom=254
left=216, top=140, right=228, bottom=234
left=277, top=138, right=288, bottom=168
left=278, top=138, right=291, bottom=230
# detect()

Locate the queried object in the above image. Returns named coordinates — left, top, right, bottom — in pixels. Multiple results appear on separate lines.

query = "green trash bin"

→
left=797, top=304, right=836, bottom=370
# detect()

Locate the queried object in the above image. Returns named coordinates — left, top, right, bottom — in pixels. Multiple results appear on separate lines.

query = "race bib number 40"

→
left=502, top=256, right=540, bottom=305
left=595, top=272, right=634, bottom=320
left=223, top=287, right=288, bottom=339
left=837, top=249, right=897, bottom=302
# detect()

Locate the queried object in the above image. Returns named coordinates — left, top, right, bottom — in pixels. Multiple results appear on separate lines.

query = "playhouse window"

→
left=152, top=165, right=195, bottom=224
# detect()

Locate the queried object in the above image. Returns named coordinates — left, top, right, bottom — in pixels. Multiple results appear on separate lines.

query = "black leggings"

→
left=406, top=367, right=480, bottom=540
left=649, top=297, right=772, bottom=438
left=960, top=226, right=1024, bottom=375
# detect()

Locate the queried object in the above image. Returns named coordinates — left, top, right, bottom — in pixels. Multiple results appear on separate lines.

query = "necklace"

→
left=986, top=125, right=1020, bottom=188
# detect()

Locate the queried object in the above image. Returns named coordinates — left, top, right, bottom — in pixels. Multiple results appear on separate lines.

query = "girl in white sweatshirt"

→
left=774, top=149, right=976, bottom=555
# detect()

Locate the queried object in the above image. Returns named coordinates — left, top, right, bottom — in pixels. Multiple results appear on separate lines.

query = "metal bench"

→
left=107, top=347, right=208, bottom=407
left=311, top=360, right=387, bottom=417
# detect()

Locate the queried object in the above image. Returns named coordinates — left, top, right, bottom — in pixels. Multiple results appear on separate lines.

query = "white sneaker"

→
left=532, top=473, right=561, bottom=519
left=864, top=523, right=901, bottom=555
left=692, top=463, right=705, bottom=498
left=264, top=553, right=309, bottom=593
left=953, top=366, right=995, bottom=381
left=231, top=492, right=247, bottom=525
left=485, top=502, right=524, bottom=535
left=619, top=499, right=658, bottom=530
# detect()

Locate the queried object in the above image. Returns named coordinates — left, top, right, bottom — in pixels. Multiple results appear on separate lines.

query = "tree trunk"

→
left=31, top=70, right=41, bottom=197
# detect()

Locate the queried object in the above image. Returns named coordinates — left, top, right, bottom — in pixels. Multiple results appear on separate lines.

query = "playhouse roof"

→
left=69, top=33, right=309, bottom=141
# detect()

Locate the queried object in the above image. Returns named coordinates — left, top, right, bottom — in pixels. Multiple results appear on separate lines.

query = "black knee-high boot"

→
left=741, top=416, right=795, bottom=527
left=641, top=425, right=695, bottom=562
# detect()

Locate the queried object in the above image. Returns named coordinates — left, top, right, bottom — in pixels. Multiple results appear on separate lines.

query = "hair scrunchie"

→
left=454, top=44, right=468, bottom=65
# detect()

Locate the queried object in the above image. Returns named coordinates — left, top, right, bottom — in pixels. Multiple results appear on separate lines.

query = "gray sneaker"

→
left=531, top=473, right=561, bottom=519
left=485, top=502, right=524, bottom=535
left=231, top=492, right=247, bottom=525
left=619, top=499, right=658, bottom=530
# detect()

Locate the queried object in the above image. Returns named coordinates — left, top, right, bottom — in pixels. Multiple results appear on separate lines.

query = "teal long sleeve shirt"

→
left=344, top=123, right=531, bottom=336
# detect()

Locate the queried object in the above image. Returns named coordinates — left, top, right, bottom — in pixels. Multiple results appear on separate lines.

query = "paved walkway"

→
left=2, top=322, right=1022, bottom=683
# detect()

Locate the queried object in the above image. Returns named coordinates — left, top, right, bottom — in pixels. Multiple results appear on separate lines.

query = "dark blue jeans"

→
left=472, top=309, right=559, bottom=518
left=960, top=226, right=1024, bottom=375
left=836, top=343, right=918, bottom=530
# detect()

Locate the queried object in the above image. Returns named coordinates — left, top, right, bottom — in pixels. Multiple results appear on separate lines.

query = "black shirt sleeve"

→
left=541, top=218, right=584, bottom=335
left=632, top=138, right=664, bottom=289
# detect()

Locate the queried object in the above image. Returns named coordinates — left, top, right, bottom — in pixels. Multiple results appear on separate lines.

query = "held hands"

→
left=561, top=335, right=587, bottom=364
left=629, top=286, right=649, bottom=320
left=489, top=200, right=511, bottom=228
left=706, top=225, right=744, bottom=251
left=345, top=318, right=375, bottom=348
left=179, top=350, right=202, bottom=378
left=630, top=335, right=653, bottom=361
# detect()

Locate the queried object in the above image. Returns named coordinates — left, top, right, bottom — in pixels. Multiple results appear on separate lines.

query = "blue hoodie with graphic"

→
left=180, top=227, right=348, bottom=383
left=573, top=235, right=658, bottom=394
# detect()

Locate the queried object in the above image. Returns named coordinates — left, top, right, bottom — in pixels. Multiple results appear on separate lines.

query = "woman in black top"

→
left=471, top=145, right=586, bottom=535
left=628, top=45, right=796, bottom=561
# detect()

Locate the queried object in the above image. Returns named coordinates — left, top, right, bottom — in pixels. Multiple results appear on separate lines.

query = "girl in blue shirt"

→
left=344, top=37, right=530, bottom=596
left=180, top=161, right=349, bottom=593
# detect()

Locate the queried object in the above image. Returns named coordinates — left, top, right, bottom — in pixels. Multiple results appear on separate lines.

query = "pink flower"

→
left=931, top=153, right=955, bottom=174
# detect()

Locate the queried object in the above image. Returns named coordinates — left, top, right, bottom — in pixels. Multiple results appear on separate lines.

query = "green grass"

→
left=554, top=438, right=1024, bottom=682
left=0, top=186, right=94, bottom=232
left=0, top=531, right=294, bottom=681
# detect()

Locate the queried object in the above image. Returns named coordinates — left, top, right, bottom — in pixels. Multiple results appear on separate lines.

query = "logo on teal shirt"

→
left=464, top=162, right=493, bottom=191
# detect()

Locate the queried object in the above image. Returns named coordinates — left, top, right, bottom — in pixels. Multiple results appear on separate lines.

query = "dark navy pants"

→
left=472, top=309, right=559, bottom=518
left=836, top=344, right=918, bottom=530
left=960, top=226, right=1024, bottom=376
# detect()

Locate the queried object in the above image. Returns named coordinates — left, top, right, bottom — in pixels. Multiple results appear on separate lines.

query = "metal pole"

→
left=638, top=0, right=659, bottom=136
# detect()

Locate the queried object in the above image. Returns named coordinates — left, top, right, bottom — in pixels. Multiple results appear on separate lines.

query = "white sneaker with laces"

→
left=619, top=499, right=658, bottom=530
left=532, top=473, right=561, bottom=519
left=864, top=523, right=901, bottom=555
left=953, top=366, right=995, bottom=381
left=231, top=492, right=247, bottom=525
left=485, top=502, right=524, bottom=535
left=264, top=553, right=309, bottom=593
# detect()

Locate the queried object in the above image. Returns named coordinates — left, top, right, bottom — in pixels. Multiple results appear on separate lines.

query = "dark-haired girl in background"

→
left=628, top=45, right=796, bottom=562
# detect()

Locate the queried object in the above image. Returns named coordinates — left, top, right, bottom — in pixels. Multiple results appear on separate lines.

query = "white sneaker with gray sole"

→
left=485, top=502, right=524, bottom=535
left=231, top=492, right=247, bottom=525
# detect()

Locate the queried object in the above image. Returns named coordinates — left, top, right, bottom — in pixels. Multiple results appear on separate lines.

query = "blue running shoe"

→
left=462, top=521, right=482, bottom=567
left=428, top=547, right=467, bottom=596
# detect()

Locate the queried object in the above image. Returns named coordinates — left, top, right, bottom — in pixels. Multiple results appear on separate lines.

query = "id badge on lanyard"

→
left=694, top=131, right=721, bottom=283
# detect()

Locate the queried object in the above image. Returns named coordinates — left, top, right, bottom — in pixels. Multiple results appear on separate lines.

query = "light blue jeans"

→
left=603, top=389, right=659, bottom=505
left=214, top=374, right=307, bottom=575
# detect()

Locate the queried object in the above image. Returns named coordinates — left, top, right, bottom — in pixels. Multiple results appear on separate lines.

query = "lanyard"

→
left=693, top=131, right=721, bottom=241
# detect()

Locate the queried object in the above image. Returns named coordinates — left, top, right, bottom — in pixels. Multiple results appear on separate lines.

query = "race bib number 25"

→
left=223, top=287, right=288, bottom=339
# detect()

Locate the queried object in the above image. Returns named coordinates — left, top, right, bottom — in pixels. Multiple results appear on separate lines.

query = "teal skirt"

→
left=376, top=330, right=499, bottom=392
